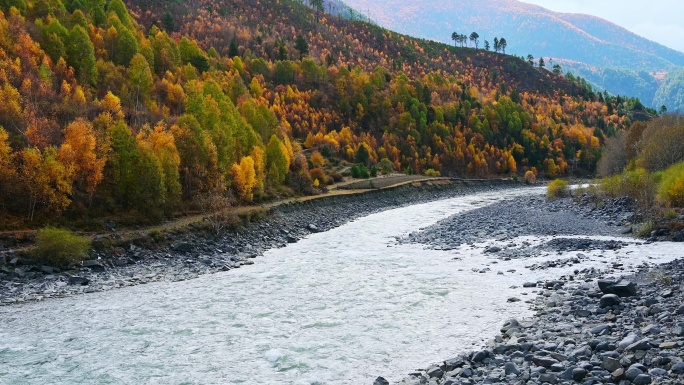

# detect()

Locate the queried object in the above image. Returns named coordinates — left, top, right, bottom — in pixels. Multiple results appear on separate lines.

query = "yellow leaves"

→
left=0, top=126, right=15, bottom=183
left=59, top=119, right=105, bottom=197
left=73, top=86, right=87, bottom=106
left=231, top=155, right=257, bottom=202
left=590, top=136, right=600, bottom=150
left=310, top=151, right=326, bottom=168
left=138, top=122, right=180, bottom=166
left=100, top=91, right=123, bottom=119
left=21, top=146, right=74, bottom=220
left=0, top=83, right=22, bottom=123
left=507, top=155, right=517, bottom=174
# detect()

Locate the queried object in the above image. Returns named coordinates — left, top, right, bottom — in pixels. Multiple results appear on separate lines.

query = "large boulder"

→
left=598, top=279, right=637, bottom=297
left=81, top=259, right=105, bottom=271
left=600, top=294, right=620, bottom=308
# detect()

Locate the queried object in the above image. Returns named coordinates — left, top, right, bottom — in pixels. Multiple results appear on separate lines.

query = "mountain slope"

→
left=340, top=0, right=684, bottom=71
left=0, top=0, right=641, bottom=226
left=340, top=0, right=684, bottom=110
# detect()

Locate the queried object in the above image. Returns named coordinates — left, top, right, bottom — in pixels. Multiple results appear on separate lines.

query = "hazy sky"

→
left=519, top=0, right=684, bottom=53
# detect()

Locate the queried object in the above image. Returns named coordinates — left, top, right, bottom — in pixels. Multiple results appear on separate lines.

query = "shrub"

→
left=34, top=227, right=91, bottom=267
left=524, top=170, right=536, bottom=184
left=657, top=162, right=684, bottom=207
left=377, top=158, right=394, bottom=175
left=597, top=130, right=627, bottom=177
left=639, top=115, right=684, bottom=171
left=547, top=179, right=569, bottom=199
left=602, top=168, right=657, bottom=207
left=424, top=168, right=441, bottom=177
left=351, top=164, right=369, bottom=178
left=636, top=220, right=656, bottom=238
left=310, top=151, right=326, bottom=168
left=309, top=168, right=326, bottom=184
left=200, top=192, right=237, bottom=236
left=351, top=164, right=360, bottom=178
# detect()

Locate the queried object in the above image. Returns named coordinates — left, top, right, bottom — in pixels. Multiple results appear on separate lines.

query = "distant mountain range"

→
left=338, top=0, right=684, bottom=111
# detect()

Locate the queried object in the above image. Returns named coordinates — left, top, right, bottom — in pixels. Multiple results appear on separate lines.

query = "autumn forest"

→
left=0, top=0, right=653, bottom=227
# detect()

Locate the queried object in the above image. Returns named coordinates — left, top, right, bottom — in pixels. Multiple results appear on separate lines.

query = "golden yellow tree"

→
left=21, top=147, right=74, bottom=220
left=231, top=155, right=257, bottom=202
left=59, top=119, right=106, bottom=197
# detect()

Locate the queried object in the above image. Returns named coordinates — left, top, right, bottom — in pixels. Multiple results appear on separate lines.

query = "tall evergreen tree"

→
left=66, top=25, right=97, bottom=86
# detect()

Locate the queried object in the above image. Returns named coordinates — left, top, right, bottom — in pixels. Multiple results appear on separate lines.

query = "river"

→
left=1, top=187, right=681, bottom=385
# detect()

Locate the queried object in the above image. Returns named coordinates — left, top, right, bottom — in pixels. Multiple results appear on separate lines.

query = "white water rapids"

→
left=1, top=187, right=682, bottom=385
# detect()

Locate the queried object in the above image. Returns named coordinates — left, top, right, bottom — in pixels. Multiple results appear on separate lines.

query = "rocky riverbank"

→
left=381, top=192, right=684, bottom=385
left=386, top=262, right=684, bottom=385
left=0, top=179, right=513, bottom=306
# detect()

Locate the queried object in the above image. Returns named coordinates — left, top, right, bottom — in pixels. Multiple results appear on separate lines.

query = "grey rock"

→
left=625, top=367, right=644, bottom=381
left=625, top=339, right=652, bottom=352
left=658, top=341, right=677, bottom=349
left=603, top=357, right=622, bottom=372
left=572, top=367, right=588, bottom=381
left=444, top=356, right=466, bottom=371
left=671, top=362, right=684, bottom=373
left=81, top=260, right=105, bottom=271
left=599, top=294, right=620, bottom=308
left=373, top=377, right=389, bottom=385
left=471, top=351, right=487, bottom=363
left=538, top=373, right=558, bottom=384
left=611, top=367, right=625, bottom=381
left=618, top=335, right=640, bottom=351
left=632, top=374, right=652, bottom=385
left=532, top=356, right=559, bottom=368
left=598, top=279, right=638, bottom=297
left=173, top=243, right=194, bottom=252
left=648, top=368, right=666, bottom=376
left=426, top=364, right=443, bottom=378
left=570, top=345, right=592, bottom=358
left=590, top=324, right=611, bottom=334
left=68, top=276, right=90, bottom=286
left=504, top=362, right=521, bottom=375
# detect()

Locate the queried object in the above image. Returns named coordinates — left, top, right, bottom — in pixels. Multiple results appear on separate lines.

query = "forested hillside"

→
left=341, top=0, right=684, bottom=111
left=0, top=0, right=644, bottom=227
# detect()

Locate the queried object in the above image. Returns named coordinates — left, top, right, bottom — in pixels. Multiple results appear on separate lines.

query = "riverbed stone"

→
left=426, top=364, right=443, bottom=378
left=600, top=294, right=620, bottom=308
left=471, top=351, right=487, bottom=363
left=572, top=367, right=588, bottom=381
left=68, top=276, right=90, bottom=286
left=626, top=339, right=652, bottom=352
left=633, top=373, right=652, bottom=385
left=603, top=357, right=622, bottom=372
left=504, top=362, right=520, bottom=375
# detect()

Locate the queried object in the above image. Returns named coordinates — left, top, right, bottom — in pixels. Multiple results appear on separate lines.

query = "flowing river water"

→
left=1, top=187, right=682, bottom=385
